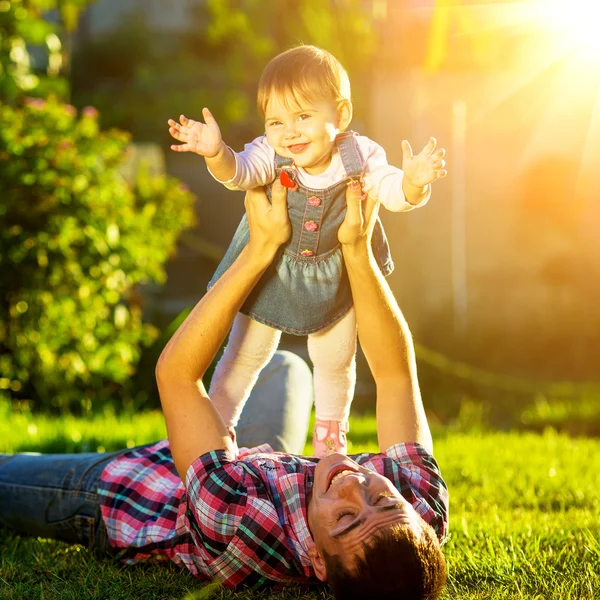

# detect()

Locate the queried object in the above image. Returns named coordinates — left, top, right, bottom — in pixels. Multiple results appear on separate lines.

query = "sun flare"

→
left=536, top=0, right=600, bottom=63
left=423, top=0, right=600, bottom=186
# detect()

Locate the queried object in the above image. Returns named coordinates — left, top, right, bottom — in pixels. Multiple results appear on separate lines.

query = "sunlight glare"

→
left=540, top=0, right=600, bottom=63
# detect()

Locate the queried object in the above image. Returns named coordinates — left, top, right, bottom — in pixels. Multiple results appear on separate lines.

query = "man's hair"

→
left=323, top=523, right=447, bottom=600
left=257, top=45, right=351, bottom=120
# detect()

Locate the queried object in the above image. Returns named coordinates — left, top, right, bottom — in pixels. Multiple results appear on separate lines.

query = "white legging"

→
left=209, top=309, right=357, bottom=427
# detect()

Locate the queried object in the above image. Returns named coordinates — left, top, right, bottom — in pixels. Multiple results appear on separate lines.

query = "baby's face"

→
left=264, top=93, right=341, bottom=175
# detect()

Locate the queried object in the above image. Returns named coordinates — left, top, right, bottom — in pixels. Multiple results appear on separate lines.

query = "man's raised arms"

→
left=155, top=182, right=291, bottom=481
left=340, top=181, right=433, bottom=454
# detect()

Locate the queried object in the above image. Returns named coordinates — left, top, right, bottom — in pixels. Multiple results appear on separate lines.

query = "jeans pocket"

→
left=51, top=514, right=97, bottom=549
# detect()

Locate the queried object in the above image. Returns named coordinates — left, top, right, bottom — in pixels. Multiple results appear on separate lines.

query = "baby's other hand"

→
left=402, top=137, right=447, bottom=188
left=168, top=108, right=224, bottom=158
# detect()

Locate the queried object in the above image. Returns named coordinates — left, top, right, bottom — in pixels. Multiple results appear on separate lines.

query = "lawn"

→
left=1, top=406, right=599, bottom=600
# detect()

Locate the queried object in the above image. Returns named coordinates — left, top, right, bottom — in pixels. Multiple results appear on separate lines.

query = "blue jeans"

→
left=0, top=351, right=313, bottom=554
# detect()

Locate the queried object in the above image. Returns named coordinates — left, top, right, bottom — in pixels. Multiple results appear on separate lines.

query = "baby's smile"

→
left=287, top=142, right=310, bottom=154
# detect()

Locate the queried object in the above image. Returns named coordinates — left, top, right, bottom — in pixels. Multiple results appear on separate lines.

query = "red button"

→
left=304, top=221, right=318, bottom=232
left=308, top=196, right=321, bottom=207
left=301, top=249, right=314, bottom=257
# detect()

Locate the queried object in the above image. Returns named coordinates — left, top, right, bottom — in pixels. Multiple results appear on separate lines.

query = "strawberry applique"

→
left=279, top=169, right=299, bottom=191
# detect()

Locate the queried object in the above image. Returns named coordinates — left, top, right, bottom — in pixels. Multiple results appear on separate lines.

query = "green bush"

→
left=0, top=0, right=93, bottom=103
left=0, top=97, right=196, bottom=412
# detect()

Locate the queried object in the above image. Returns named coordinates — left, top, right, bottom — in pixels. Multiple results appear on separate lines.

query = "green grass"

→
left=1, top=407, right=599, bottom=600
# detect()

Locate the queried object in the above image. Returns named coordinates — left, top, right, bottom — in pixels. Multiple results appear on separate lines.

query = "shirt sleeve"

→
left=237, top=443, right=274, bottom=458
left=386, top=442, right=449, bottom=542
left=208, top=136, right=276, bottom=191
left=360, top=137, right=429, bottom=212
left=184, top=450, right=250, bottom=556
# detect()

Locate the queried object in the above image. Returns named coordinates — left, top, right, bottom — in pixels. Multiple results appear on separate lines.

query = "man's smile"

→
left=328, top=468, right=360, bottom=491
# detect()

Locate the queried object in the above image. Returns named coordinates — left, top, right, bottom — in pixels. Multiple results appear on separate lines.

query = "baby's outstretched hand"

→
left=168, top=108, right=224, bottom=158
left=402, top=137, right=447, bottom=188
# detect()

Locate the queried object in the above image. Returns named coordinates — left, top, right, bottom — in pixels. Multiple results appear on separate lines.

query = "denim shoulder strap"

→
left=336, top=131, right=364, bottom=179
left=274, top=153, right=294, bottom=168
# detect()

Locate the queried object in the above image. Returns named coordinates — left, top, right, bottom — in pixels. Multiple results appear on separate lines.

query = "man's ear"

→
left=337, top=100, right=353, bottom=132
left=307, top=539, right=328, bottom=582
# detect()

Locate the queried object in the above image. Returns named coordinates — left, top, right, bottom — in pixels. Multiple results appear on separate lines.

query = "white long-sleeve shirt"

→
left=209, top=135, right=427, bottom=212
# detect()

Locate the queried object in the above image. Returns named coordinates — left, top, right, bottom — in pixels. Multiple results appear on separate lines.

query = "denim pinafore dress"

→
left=208, top=131, right=394, bottom=335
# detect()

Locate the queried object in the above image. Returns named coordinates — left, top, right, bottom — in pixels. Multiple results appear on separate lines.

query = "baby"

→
left=168, top=45, right=446, bottom=457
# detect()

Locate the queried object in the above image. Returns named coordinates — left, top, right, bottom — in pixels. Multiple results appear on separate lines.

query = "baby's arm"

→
left=168, top=108, right=236, bottom=181
left=168, top=110, right=275, bottom=190
left=361, top=137, right=447, bottom=212
left=220, top=136, right=276, bottom=190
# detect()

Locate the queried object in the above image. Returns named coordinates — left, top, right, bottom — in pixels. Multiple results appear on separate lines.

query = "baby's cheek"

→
left=325, top=123, right=338, bottom=140
left=265, top=132, right=280, bottom=151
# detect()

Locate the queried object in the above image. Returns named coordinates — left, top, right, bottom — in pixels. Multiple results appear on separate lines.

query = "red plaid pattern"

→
left=98, top=440, right=448, bottom=588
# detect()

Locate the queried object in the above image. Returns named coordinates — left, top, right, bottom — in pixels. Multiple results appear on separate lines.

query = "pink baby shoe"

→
left=312, top=419, right=349, bottom=458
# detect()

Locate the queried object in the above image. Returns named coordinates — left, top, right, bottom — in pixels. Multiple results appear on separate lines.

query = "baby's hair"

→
left=257, top=45, right=351, bottom=120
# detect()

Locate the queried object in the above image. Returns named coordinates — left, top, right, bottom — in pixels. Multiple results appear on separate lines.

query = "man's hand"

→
left=168, top=108, right=224, bottom=158
left=402, top=137, right=447, bottom=189
left=246, top=180, right=291, bottom=259
left=338, top=180, right=379, bottom=250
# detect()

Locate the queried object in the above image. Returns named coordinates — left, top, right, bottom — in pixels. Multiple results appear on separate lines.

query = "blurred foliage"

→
left=412, top=299, right=600, bottom=430
left=71, top=0, right=377, bottom=146
left=0, top=98, right=196, bottom=412
left=0, top=0, right=97, bottom=103
left=204, top=0, right=377, bottom=86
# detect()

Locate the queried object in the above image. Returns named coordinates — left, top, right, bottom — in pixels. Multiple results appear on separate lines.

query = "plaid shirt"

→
left=98, top=440, right=448, bottom=589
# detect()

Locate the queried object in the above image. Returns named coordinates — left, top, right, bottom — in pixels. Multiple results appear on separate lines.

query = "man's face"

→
left=307, top=453, right=425, bottom=577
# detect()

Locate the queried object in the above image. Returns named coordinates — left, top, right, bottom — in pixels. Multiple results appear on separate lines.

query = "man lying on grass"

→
left=0, top=181, right=448, bottom=600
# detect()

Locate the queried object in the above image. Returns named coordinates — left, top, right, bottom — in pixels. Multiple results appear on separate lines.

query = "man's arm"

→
left=339, top=182, right=433, bottom=453
left=155, top=182, right=291, bottom=481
